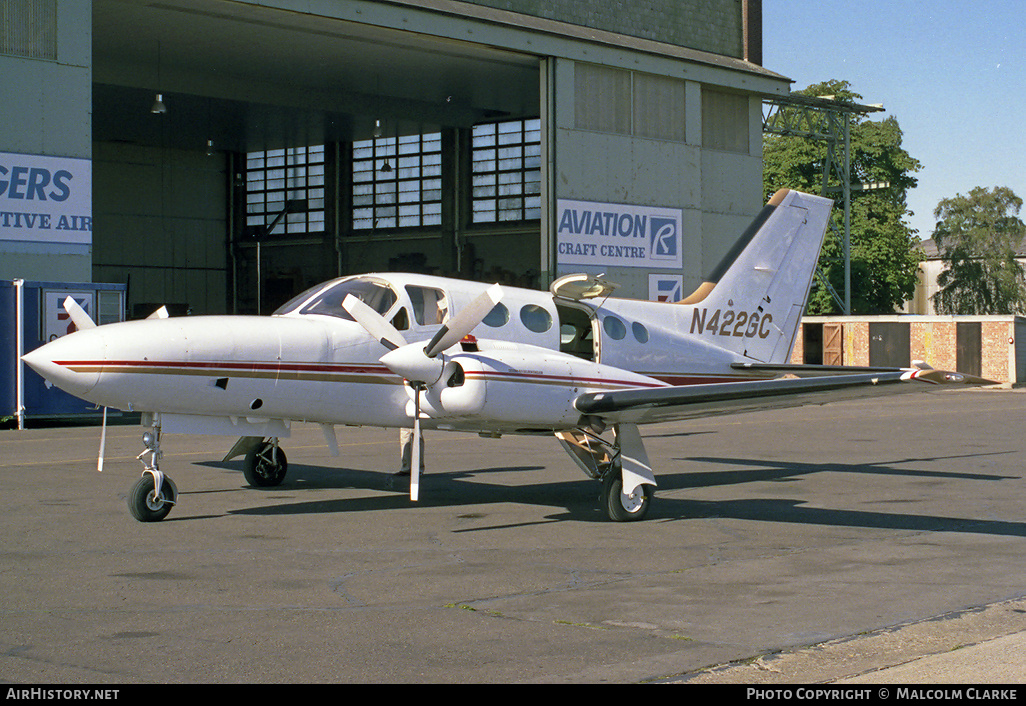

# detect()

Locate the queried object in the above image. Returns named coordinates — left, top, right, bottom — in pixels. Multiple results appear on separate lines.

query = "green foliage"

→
left=932, top=186, right=1026, bottom=315
left=763, top=80, right=923, bottom=314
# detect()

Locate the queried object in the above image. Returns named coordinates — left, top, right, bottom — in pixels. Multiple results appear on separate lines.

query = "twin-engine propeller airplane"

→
left=22, top=189, right=993, bottom=522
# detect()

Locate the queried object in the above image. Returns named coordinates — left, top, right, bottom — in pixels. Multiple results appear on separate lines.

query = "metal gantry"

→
left=762, top=94, right=884, bottom=314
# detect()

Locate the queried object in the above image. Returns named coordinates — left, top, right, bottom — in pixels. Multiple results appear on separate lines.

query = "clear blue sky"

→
left=763, top=0, right=1024, bottom=242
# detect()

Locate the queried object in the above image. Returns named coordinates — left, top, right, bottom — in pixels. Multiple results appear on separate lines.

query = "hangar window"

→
left=702, top=89, right=750, bottom=154
left=245, top=146, right=326, bottom=236
left=1, top=0, right=57, bottom=60
left=575, top=64, right=686, bottom=143
left=353, top=132, right=442, bottom=230
left=471, top=119, right=541, bottom=223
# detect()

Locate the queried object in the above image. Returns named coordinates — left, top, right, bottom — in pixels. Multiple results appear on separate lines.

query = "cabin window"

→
left=519, top=304, right=552, bottom=333
left=482, top=302, right=509, bottom=327
left=299, top=278, right=397, bottom=320
left=603, top=315, right=627, bottom=340
left=632, top=321, right=649, bottom=343
left=391, top=308, right=410, bottom=331
left=272, top=281, right=331, bottom=315
left=405, top=286, right=449, bottom=326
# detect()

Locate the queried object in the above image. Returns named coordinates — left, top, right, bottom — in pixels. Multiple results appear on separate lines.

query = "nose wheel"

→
left=128, top=473, right=177, bottom=522
left=128, top=420, right=178, bottom=522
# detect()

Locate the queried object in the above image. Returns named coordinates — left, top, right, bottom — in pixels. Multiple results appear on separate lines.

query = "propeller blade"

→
left=63, top=296, right=96, bottom=330
left=146, top=305, right=169, bottom=319
left=424, top=283, right=502, bottom=358
left=97, top=407, right=108, bottom=472
left=342, top=294, right=408, bottom=351
left=410, top=387, right=421, bottom=502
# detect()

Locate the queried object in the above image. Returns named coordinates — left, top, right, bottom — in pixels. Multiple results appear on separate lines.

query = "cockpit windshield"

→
left=273, top=277, right=398, bottom=321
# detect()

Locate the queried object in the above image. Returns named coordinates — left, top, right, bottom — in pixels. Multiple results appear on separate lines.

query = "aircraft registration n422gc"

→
left=22, top=190, right=994, bottom=522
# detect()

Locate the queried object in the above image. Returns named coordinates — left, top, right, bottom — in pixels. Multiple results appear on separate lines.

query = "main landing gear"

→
left=556, top=423, right=656, bottom=522
left=241, top=438, right=288, bottom=487
left=127, top=419, right=178, bottom=522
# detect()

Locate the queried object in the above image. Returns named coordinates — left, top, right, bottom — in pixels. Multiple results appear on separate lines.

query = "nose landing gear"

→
left=127, top=418, right=178, bottom=522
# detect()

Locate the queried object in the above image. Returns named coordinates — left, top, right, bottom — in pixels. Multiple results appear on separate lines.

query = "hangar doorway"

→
left=801, top=322, right=843, bottom=365
left=956, top=321, right=983, bottom=378
left=869, top=321, right=911, bottom=368
left=90, top=1, right=542, bottom=316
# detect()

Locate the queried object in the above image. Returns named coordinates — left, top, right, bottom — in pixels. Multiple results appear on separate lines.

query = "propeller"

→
left=342, top=294, right=408, bottom=351
left=424, top=283, right=502, bottom=357
left=62, top=297, right=107, bottom=471
left=344, top=284, right=504, bottom=501
left=62, top=296, right=96, bottom=330
left=379, top=283, right=502, bottom=385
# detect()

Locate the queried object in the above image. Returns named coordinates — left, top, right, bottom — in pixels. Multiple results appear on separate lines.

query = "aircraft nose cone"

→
left=21, top=328, right=105, bottom=399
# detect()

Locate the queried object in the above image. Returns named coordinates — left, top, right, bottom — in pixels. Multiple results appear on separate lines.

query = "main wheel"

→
left=602, top=471, right=653, bottom=522
left=128, top=474, right=175, bottom=522
left=243, top=442, right=288, bottom=487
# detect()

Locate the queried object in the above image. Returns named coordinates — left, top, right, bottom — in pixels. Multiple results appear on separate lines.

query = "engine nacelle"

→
left=408, top=343, right=664, bottom=429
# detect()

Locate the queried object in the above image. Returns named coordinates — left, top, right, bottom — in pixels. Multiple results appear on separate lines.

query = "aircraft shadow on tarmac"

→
left=195, top=453, right=1026, bottom=536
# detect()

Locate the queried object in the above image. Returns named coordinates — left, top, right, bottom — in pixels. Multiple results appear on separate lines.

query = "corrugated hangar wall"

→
left=458, top=0, right=745, bottom=57
left=2, top=0, right=783, bottom=317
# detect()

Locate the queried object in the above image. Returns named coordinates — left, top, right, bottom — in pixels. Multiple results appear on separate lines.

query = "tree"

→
left=931, top=186, right=1026, bottom=315
left=763, top=80, right=923, bottom=314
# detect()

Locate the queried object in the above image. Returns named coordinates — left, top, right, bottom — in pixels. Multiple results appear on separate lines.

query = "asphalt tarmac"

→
left=1, top=388, right=1024, bottom=684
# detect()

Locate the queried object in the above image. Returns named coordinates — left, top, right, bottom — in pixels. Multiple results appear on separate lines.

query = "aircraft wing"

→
left=574, top=369, right=996, bottom=426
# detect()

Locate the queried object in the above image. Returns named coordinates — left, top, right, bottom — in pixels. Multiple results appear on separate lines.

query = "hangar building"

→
left=2, top=0, right=787, bottom=318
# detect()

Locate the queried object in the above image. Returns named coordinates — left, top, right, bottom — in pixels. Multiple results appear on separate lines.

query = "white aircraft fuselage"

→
left=25, top=270, right=769, bottom=436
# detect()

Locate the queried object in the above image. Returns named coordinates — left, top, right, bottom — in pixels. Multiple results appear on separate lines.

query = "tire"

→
left=128, top=474, right=174, bottom=522
left=602, top=471, right=653, bottom=522
left=243, top=442, right=288, bottom=487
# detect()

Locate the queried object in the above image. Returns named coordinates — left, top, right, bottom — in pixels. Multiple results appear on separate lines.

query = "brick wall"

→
left=790, top=317, right=1023, bottom=385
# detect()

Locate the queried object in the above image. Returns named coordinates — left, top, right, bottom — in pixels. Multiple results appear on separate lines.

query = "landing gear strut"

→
left=556, top=423, right=656, bottom=522
left=128, top=417, right=178, bottom=522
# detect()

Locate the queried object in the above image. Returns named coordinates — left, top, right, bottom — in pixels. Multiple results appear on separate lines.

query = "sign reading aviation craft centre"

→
left=556, top=199, right=683, bottom=269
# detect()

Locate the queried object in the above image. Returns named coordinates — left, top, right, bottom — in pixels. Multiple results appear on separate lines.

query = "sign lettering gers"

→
left=0, top=152, right=92, bottom=245
left=556, top=199, right=683, bottom=269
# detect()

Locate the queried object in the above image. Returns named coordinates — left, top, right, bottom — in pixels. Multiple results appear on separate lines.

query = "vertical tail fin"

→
left=679, top=189, right=833, bottom=363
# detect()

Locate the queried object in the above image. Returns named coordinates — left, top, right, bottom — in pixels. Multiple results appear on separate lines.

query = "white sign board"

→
left=0, top=152, right=92, bottom=244
left=43, top=290, right=94, bottom=341
left=556, top=199, right=683, bottom=269
left=648, top=274, right=683, bottom=302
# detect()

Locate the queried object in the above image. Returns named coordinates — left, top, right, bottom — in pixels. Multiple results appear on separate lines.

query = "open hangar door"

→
left=90, top=0, right=542, bottom=316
